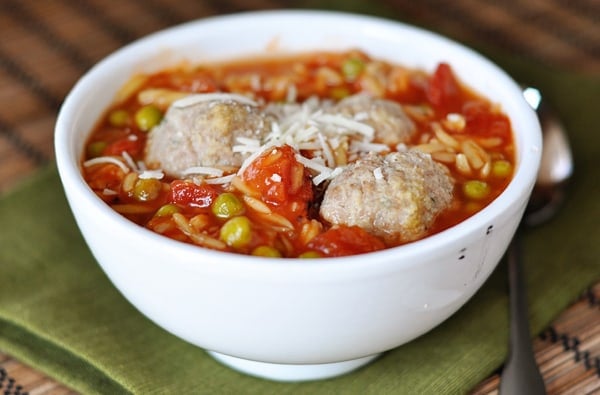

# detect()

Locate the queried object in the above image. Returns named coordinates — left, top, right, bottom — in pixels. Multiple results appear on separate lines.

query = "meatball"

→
left=263, top=101, right=303, bottom=120
left=263, top=98, right=334, bottom=122
left=145, top=96, right=273, bottom=177
left=332, top=94, right=416, bottom=146
left=319, top=150, right=454, bottom=244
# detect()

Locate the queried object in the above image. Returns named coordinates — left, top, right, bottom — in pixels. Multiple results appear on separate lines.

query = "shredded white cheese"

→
left=121, top=151, right=138, bottom=171
left=446, top=113, right=464, bottom=123
left=317, top=133, right=335, bottom=167
left=353, top=111, right=370, bottom=121
left=83, top=156, right=130, bottom=173
left=330, top=166, right=344, bottom=178
left=312, top=171, right=332, bottom=186
left=236, top=136, right=261, bottom=147
left=232, top=136, right=262, bottom=154
left=172, top=93, right=258, bottom=108
left=350, top=140, right=390, bottom=153
left=237, top=141, right=277, bottom=175
left=102, top=188, right=118, bottom=195
left=250, top=75, right=261, bottom=92
left=181, top=166, right=224, bottom=177
left=285, top=84, right=298, bottom=103
left=138, top=170, right=165, bottom=180
left=395, top=143, right=408, bottom=152
left=294, top=153, right=331, bottom=175
left=312, top=114, right=374, bottom=138
left=312, top=166, right=344, bottom=185
left=297, top=142, right=321, bottom=150
left=203, top=174, right=237, bottom=185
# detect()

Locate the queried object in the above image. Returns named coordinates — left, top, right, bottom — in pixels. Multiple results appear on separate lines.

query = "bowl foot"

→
left=208, top=351, right=380, bottom=382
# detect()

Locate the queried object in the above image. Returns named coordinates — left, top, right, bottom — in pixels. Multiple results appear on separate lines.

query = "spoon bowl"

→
left=522, top=86, right=574, bottom=227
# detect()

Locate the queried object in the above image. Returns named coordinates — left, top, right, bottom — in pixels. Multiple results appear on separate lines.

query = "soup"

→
left=82, top=50, right=514, bottom=257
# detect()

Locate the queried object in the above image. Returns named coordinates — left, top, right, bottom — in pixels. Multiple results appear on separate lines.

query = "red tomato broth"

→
left=81, top=50, right=515, bottom=258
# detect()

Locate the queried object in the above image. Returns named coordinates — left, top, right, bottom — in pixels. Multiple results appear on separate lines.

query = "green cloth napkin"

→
left=1, top=19, right=599, bottom=395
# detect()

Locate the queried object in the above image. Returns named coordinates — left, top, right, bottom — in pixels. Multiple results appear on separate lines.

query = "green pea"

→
left=252, top=245, right=282, bottom=258
left=341, top=58, right=365, bottom=81
left=155, top=203, right=180, bottom=217
left=212, top=193, right=245, bottom=219
left=492, top=160, right=512, bottom=178
left=108, top=109, right=130, bottom=127
left=463, top=180, right=491, bottom=200
left=86, top=141, right=107, bottom=158
left=134, top=105, right=162, bottom=132
left=298, top=251, right=322, bottom=259
left=330, top=87, right=351, bottom=100
left=219, top=216, right=252, bottom=249
left=133, top=178, right=162, bottom=201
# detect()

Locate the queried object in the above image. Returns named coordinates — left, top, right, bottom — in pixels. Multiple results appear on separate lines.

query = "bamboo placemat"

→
left=0, top=1, right=598, bottom=394
left=471, top=283, right=600, bottom=395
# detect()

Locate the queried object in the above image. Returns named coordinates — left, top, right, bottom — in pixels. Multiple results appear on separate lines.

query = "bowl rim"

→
left=55, top=9, right=542, bottom=275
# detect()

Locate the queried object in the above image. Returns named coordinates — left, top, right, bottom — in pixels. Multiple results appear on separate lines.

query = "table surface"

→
left=0, top=1, right=598, bottom=394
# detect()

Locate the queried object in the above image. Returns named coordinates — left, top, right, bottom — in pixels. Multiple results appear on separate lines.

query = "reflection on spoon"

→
left=522, top=86, right=573, bottom=187
left=521, top=87, right=574, bottom=227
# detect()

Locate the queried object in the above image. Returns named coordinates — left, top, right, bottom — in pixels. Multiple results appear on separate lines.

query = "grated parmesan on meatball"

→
left=145, top=95, right=273, bottom=177
left=319, top=150, right=454, bottom=244
left=331, top=94, right=416, bottom=146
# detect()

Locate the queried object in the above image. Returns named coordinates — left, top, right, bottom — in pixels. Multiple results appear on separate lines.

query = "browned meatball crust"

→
left=332, top=94, right=416, bottom=146
left=319, top=150, right=454, bottom=244
left=145, top=97, right=273, bottom=177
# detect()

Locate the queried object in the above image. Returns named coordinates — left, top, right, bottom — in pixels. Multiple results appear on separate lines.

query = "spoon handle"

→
left=499, top=232, right=546, bottom=395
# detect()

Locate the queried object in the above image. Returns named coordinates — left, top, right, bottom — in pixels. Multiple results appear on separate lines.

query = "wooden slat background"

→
left=0, top=1, right=598, bottom=394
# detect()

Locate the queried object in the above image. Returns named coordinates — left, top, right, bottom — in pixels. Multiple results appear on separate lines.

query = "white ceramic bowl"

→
left=55, top=10, right=542, bottom=381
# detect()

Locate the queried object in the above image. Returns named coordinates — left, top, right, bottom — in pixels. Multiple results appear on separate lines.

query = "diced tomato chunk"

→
left=306, top=226, right=386, bottom=257
left=85, top=163, right=125, bottom=192
left=489, top=117, right=511, bottom=138
left=426, top=63, right=462, bottom=113
left=169, top=180, right=219, bottom=208
left=463, top=100, right=512, bottom=139
left=103, top=137, right=143, bottom=157
left=242, top=145, right=313, bottom=219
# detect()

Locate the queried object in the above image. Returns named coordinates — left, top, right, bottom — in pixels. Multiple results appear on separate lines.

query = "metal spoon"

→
left=499, top=87, right=573, bottom=395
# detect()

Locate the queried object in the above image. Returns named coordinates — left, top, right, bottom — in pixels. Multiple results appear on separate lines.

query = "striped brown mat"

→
left=1, top=1, right=598, bottom=393
left=471, top=283, right=600, bottom=395
left=1, top=0, right=598, bottom=193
